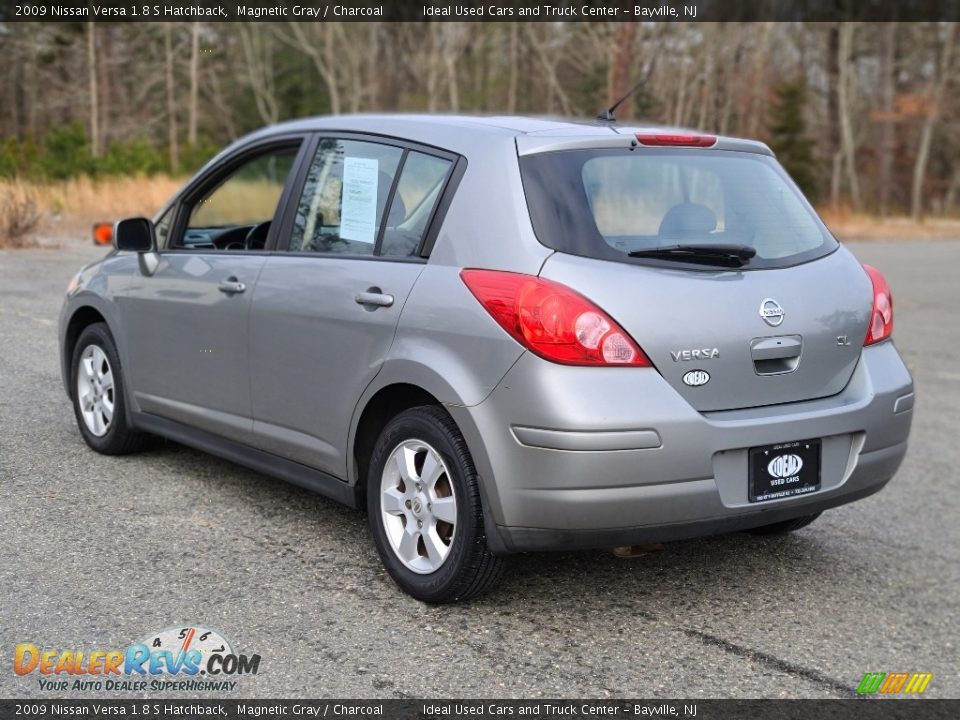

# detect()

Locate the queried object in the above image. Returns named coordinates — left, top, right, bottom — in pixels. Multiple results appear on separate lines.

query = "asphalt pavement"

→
left=0, top=239, right=957, bottom=699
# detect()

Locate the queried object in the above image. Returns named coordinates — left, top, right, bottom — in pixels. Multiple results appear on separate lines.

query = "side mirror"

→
left=113, top=217, right=156, bottom=253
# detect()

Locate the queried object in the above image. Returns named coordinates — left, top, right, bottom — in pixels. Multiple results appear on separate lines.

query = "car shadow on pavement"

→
left=136, top=438, right=877, bottom=616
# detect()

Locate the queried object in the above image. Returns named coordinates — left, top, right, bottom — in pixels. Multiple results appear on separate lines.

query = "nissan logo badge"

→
left=759, top=298, right=785, bottom=327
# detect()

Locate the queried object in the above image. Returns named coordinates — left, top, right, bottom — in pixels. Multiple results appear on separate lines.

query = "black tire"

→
left=367, top=405, right=507, bottom=603
left=745, top=512, right=822, bottom=536
left=70, top=322, right=149, bottom=455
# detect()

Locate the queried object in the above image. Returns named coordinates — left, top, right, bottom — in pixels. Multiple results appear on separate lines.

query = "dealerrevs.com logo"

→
left=14, top=625, right=261, bottom=692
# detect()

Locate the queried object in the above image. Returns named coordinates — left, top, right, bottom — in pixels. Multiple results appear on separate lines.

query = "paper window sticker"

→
left=340, top=156, right=380, bottom=244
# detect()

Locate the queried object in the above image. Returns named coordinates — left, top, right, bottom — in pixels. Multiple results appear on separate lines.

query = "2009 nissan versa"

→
left=59, top=115, right=914, bottom=602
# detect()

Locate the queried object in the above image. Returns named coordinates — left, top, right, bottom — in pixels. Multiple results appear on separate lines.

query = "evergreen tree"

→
left=768, top=79, right=820, bottom=202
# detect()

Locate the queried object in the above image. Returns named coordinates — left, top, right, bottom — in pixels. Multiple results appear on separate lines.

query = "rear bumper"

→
left=491, top=442, right=903, bottom=552
left=447, top=341, right=913, bottom=553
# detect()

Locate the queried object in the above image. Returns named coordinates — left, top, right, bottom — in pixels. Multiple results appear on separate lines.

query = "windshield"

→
left=519, top=148, right=836, bottom=269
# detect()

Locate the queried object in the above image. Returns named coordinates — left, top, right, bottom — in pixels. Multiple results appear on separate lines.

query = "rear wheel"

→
left=745, top=512, right=822, bottom=536
left=367, top=406, right=506, bottom=603
left=70, top=323, right=148, bottom=455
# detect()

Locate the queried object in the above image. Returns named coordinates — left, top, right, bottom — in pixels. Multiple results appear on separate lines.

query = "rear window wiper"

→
left=627, top=243, right=756, bottom=267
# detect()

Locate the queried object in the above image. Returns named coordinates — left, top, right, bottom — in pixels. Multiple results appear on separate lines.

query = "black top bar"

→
left=2, top=0, right=958, bottom=23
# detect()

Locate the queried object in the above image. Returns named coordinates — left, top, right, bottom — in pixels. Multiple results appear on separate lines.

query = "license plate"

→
left=749, top=439, right=822, bottom=503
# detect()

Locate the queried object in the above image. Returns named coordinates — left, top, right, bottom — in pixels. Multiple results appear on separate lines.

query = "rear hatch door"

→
left=519, top=138, right=872, bottom=412
left=539, top=248, right=871, bottom=412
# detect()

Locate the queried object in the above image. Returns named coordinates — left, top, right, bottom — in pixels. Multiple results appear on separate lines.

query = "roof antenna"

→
left=596, top=58, right=657, bottom=123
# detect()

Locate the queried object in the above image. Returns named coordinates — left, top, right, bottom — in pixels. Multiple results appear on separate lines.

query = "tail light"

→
left=863, top=264, right=893, bottom=345
left=460, top=269, right=651, bottom=367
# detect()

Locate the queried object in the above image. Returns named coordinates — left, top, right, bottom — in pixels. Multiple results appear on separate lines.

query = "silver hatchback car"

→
left=60, top=115, right=914, bottom=602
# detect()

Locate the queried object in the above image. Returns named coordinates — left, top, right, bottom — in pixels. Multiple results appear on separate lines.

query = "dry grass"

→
left=4, top=176, right=960, bottom=248
left=0, top=182, right=43, bottom=247
left=819, top=206, right=960, bottom=241
left=0, top=176, right=186, bottom=244
left=191, top=178, right=286, bottom=226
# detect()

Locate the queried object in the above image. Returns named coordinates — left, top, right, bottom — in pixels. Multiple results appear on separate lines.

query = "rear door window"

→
left=289, top=139, right=403, bottom=256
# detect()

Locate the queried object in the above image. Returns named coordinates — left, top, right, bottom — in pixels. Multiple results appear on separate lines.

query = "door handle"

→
left=355, top=291, right=394, bottom=308
left=751, top=335, right=802, bottom=375
left=218, top=277, right=247, bottom=294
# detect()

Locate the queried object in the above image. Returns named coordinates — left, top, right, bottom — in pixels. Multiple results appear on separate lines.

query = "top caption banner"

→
left=4, top=0, right=960, bottom=22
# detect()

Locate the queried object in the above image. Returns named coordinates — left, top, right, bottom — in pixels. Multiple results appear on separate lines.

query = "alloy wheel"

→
left=76, top=344, right=115, bottom=437
left=380, top=439, right=458, bottom=574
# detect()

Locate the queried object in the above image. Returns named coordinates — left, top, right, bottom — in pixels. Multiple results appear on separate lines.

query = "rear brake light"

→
left=460, top=269, right=652, bottom=367
left=636, top=133, right=717, bottom=148
left=863, top=264, right=893, bottom=345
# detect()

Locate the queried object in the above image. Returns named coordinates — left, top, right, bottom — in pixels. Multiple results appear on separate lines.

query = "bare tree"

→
left=164, top=23, right=178, bottom=172
left=744, top=23, right=773, bottom=138
left=1, top=21, right=959, bottom=220
left=876, top=23, right=897, bottom=215
left=911, top=22, right=957, bottom=220
left=238, top=24, right=280, bottom=126
left=507, top=24, right=518, bottom=114
left=274, top=23, right=341, bottom=115
left=332, top=24, right=364, bottom=113
left=609, top=24, right=637, bottom=119
left=188, top=22, right=200, bottom=147
left=837, top=22, right=861, bottom=210
left=425, top=25, right=441, bottom=112
left=696, top=25, right=719, bottom=130
left=525, top=25, right=573, bottom=116
left=207, top=66, right=238, bottom=140
left=87, top=22, right=100, bottom=157
left=826, top=25, right=842, bottom=207
left=673, top=57, right=690, bottom=127
left=442, top=24, right=467, bottom=112
left=97, top=24, right=115, bottom=151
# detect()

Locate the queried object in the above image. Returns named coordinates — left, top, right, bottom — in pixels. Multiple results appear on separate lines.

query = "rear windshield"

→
left=519, top=148, right=837, bottom=269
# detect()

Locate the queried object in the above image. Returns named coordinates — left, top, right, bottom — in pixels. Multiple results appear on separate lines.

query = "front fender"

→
left=60, top=294, right=124, bottom=388
left=59, top=254, right=138, bottom=412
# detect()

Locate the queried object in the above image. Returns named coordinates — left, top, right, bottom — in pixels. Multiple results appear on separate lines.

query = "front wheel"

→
left=745, top=512, right=822, bottom=536
left=367, top=406, right=506, bottom=603
left=70, top=323, right=148, bottom=455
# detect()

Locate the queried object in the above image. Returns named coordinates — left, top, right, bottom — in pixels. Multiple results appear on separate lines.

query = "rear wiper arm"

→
left=627, top=243, right=756, bottom=267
